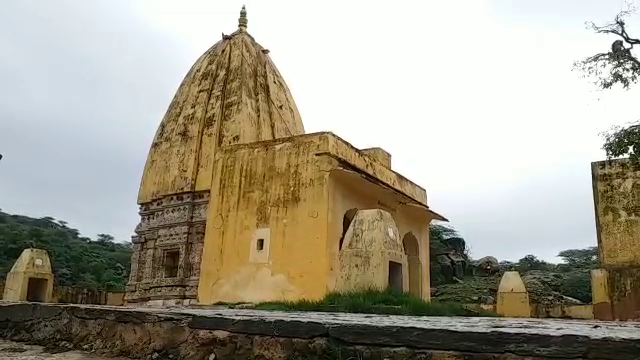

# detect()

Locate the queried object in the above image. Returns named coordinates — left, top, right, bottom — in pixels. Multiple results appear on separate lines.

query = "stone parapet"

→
left=0, top=303, right=638, bottom=359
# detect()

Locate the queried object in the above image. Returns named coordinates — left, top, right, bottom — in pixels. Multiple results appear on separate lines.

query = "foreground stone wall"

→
left=0, top=303, right=638, bottom=360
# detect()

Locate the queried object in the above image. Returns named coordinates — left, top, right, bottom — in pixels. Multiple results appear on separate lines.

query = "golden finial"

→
left=238, top=5, right=248, bottom=31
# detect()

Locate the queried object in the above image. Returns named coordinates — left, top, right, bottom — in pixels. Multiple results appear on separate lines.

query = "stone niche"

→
left=2, top=248, right=54, bottom=303
left=336, top=209, right=408, bottom=293
left=124, top=191, right=209, bottom=306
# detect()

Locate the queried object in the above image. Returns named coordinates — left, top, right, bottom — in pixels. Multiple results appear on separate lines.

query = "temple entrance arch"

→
left=339, top=208, right=358, bottom=250
left=403, top=232, right=421, bottom=297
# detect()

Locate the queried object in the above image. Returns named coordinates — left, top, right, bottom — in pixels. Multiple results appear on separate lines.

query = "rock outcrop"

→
left=474, top=256, right=500, bottom=276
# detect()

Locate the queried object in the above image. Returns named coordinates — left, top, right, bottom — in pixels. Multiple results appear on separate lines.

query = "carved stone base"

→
left=125, top=191, right=209, bottom=304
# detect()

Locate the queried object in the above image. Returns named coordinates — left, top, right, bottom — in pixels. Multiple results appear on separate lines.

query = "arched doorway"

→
left=403, top=232, right=421, bottom=297
left=339, top=208, right=358, bottom=250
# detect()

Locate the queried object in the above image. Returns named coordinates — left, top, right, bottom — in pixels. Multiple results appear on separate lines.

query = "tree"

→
left=97, top=233, right=115, bottom=243
left=574, top=4, right=640, bottom=164
left=516, top=255, right=553, bottom=272
left=0, top=210, right=132, bottom=291
left=557, top=247, right=598, bottom=269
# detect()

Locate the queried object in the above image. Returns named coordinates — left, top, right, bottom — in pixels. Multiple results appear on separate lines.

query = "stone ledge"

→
left=0, top=303, right=639, bottom=359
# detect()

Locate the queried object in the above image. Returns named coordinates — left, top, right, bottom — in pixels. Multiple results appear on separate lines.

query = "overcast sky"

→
left=1, top=0, right=639, bottom=262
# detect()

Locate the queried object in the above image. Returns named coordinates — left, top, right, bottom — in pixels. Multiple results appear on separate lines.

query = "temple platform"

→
left=0, top=303, right=638, bottom=359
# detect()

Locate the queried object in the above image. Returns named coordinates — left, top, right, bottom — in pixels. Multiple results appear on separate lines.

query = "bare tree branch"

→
left=574, top=3, right=640, bottom=90
left=575, top=3, right=640, bottom=164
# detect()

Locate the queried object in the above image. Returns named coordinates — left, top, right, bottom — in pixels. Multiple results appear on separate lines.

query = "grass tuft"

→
left=255, top=288, right=497, bottom=317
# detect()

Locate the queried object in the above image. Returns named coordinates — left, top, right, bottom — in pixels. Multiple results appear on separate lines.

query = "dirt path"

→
left=0, top=340, right=130, bottom=360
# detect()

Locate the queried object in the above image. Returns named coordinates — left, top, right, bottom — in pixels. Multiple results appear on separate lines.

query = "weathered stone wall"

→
left=592, top=159, right=640, bottom=267
left=0, top=303, right=638, bottom=360
left=591, top=159, right=640, bottom=320
left=476, top=304, right=594, bottom=319
left=0, top=281, right=123, bottom=306
left=53, top=287, right=124, bottom=306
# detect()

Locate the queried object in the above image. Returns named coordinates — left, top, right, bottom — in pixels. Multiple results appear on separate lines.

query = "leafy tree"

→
left=97, top=233, right=115, bottom=243
left=557, top=247, right=598, bottom=269
left=574, top=5, right=640, bottom=164
left=555, top=247, right=597, bottom=303
left=560, top=270, right=592, bottom=303
left=0, top=210, right=132, bottom=291
left=516, top=255, right=553, bottom=272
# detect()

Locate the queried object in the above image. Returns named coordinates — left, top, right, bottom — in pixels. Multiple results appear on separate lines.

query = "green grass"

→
left=254, top=288, right=497, bottom=317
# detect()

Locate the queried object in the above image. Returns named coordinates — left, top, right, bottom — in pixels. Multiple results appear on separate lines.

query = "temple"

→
left=125, top=7, right=445, bottom=306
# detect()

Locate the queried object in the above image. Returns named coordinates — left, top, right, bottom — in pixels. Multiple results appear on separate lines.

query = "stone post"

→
left=496, top=271, right=530, bottom=318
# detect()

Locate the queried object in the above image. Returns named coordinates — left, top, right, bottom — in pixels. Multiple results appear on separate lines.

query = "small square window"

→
left=256, top=238, right=264, bottom=251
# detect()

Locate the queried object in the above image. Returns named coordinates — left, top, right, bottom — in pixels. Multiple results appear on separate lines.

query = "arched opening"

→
left=403, top=232, right=422, bottom=297
left=339, top=208, right=358, bottom=251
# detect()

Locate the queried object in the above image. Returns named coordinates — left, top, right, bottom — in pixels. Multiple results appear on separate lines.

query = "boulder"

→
left=474, top=256, right=499, bottom=276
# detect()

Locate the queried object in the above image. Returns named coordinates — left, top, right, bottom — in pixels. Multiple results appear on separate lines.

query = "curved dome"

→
left=138, top=7, right=305, bottom=204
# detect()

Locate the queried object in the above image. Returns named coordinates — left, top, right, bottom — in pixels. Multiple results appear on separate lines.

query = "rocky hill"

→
left=430, top=223, right=595, bottom=305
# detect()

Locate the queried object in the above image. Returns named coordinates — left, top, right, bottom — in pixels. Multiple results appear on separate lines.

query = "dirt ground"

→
left=0, top=340, right=130, bottom=360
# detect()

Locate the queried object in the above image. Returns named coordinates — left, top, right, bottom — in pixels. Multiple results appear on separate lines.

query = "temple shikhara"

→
left=124, top=7, right=445, bottom=306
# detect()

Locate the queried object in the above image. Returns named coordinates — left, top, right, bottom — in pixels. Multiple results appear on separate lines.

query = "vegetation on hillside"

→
left=574, top=4, right=640, bottom=164
left=0, top=210, right=131, bottom=290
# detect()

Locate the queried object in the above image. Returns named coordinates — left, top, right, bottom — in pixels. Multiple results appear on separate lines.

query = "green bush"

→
left=256, top=288, right=497, bottom=317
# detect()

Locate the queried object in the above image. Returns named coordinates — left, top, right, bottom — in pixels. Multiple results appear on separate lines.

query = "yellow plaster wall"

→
left=591, top=268, right=613, bottom=320
left=325, top=134, right=428, bottom=205
left=475, top=303, right=594, bottom=320
left=196, top=133, right=437, bottom=304
left=496, top=271, right=530, bottom=318
left=361, top=147, right=392, bottom=168
left=591, top=159, right=640, bottom=267
left=197, top=136, right=330, bottom=304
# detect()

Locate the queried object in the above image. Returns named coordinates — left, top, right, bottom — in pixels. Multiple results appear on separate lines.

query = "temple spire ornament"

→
left=238, top=5, right=248, bottom=31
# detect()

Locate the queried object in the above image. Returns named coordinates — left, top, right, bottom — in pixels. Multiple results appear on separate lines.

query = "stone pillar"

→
left=591, top=269, right=613, bottom=320
left=591, top=159, right=640, bottom=320
left=496, top=271, right=530, bottom=318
